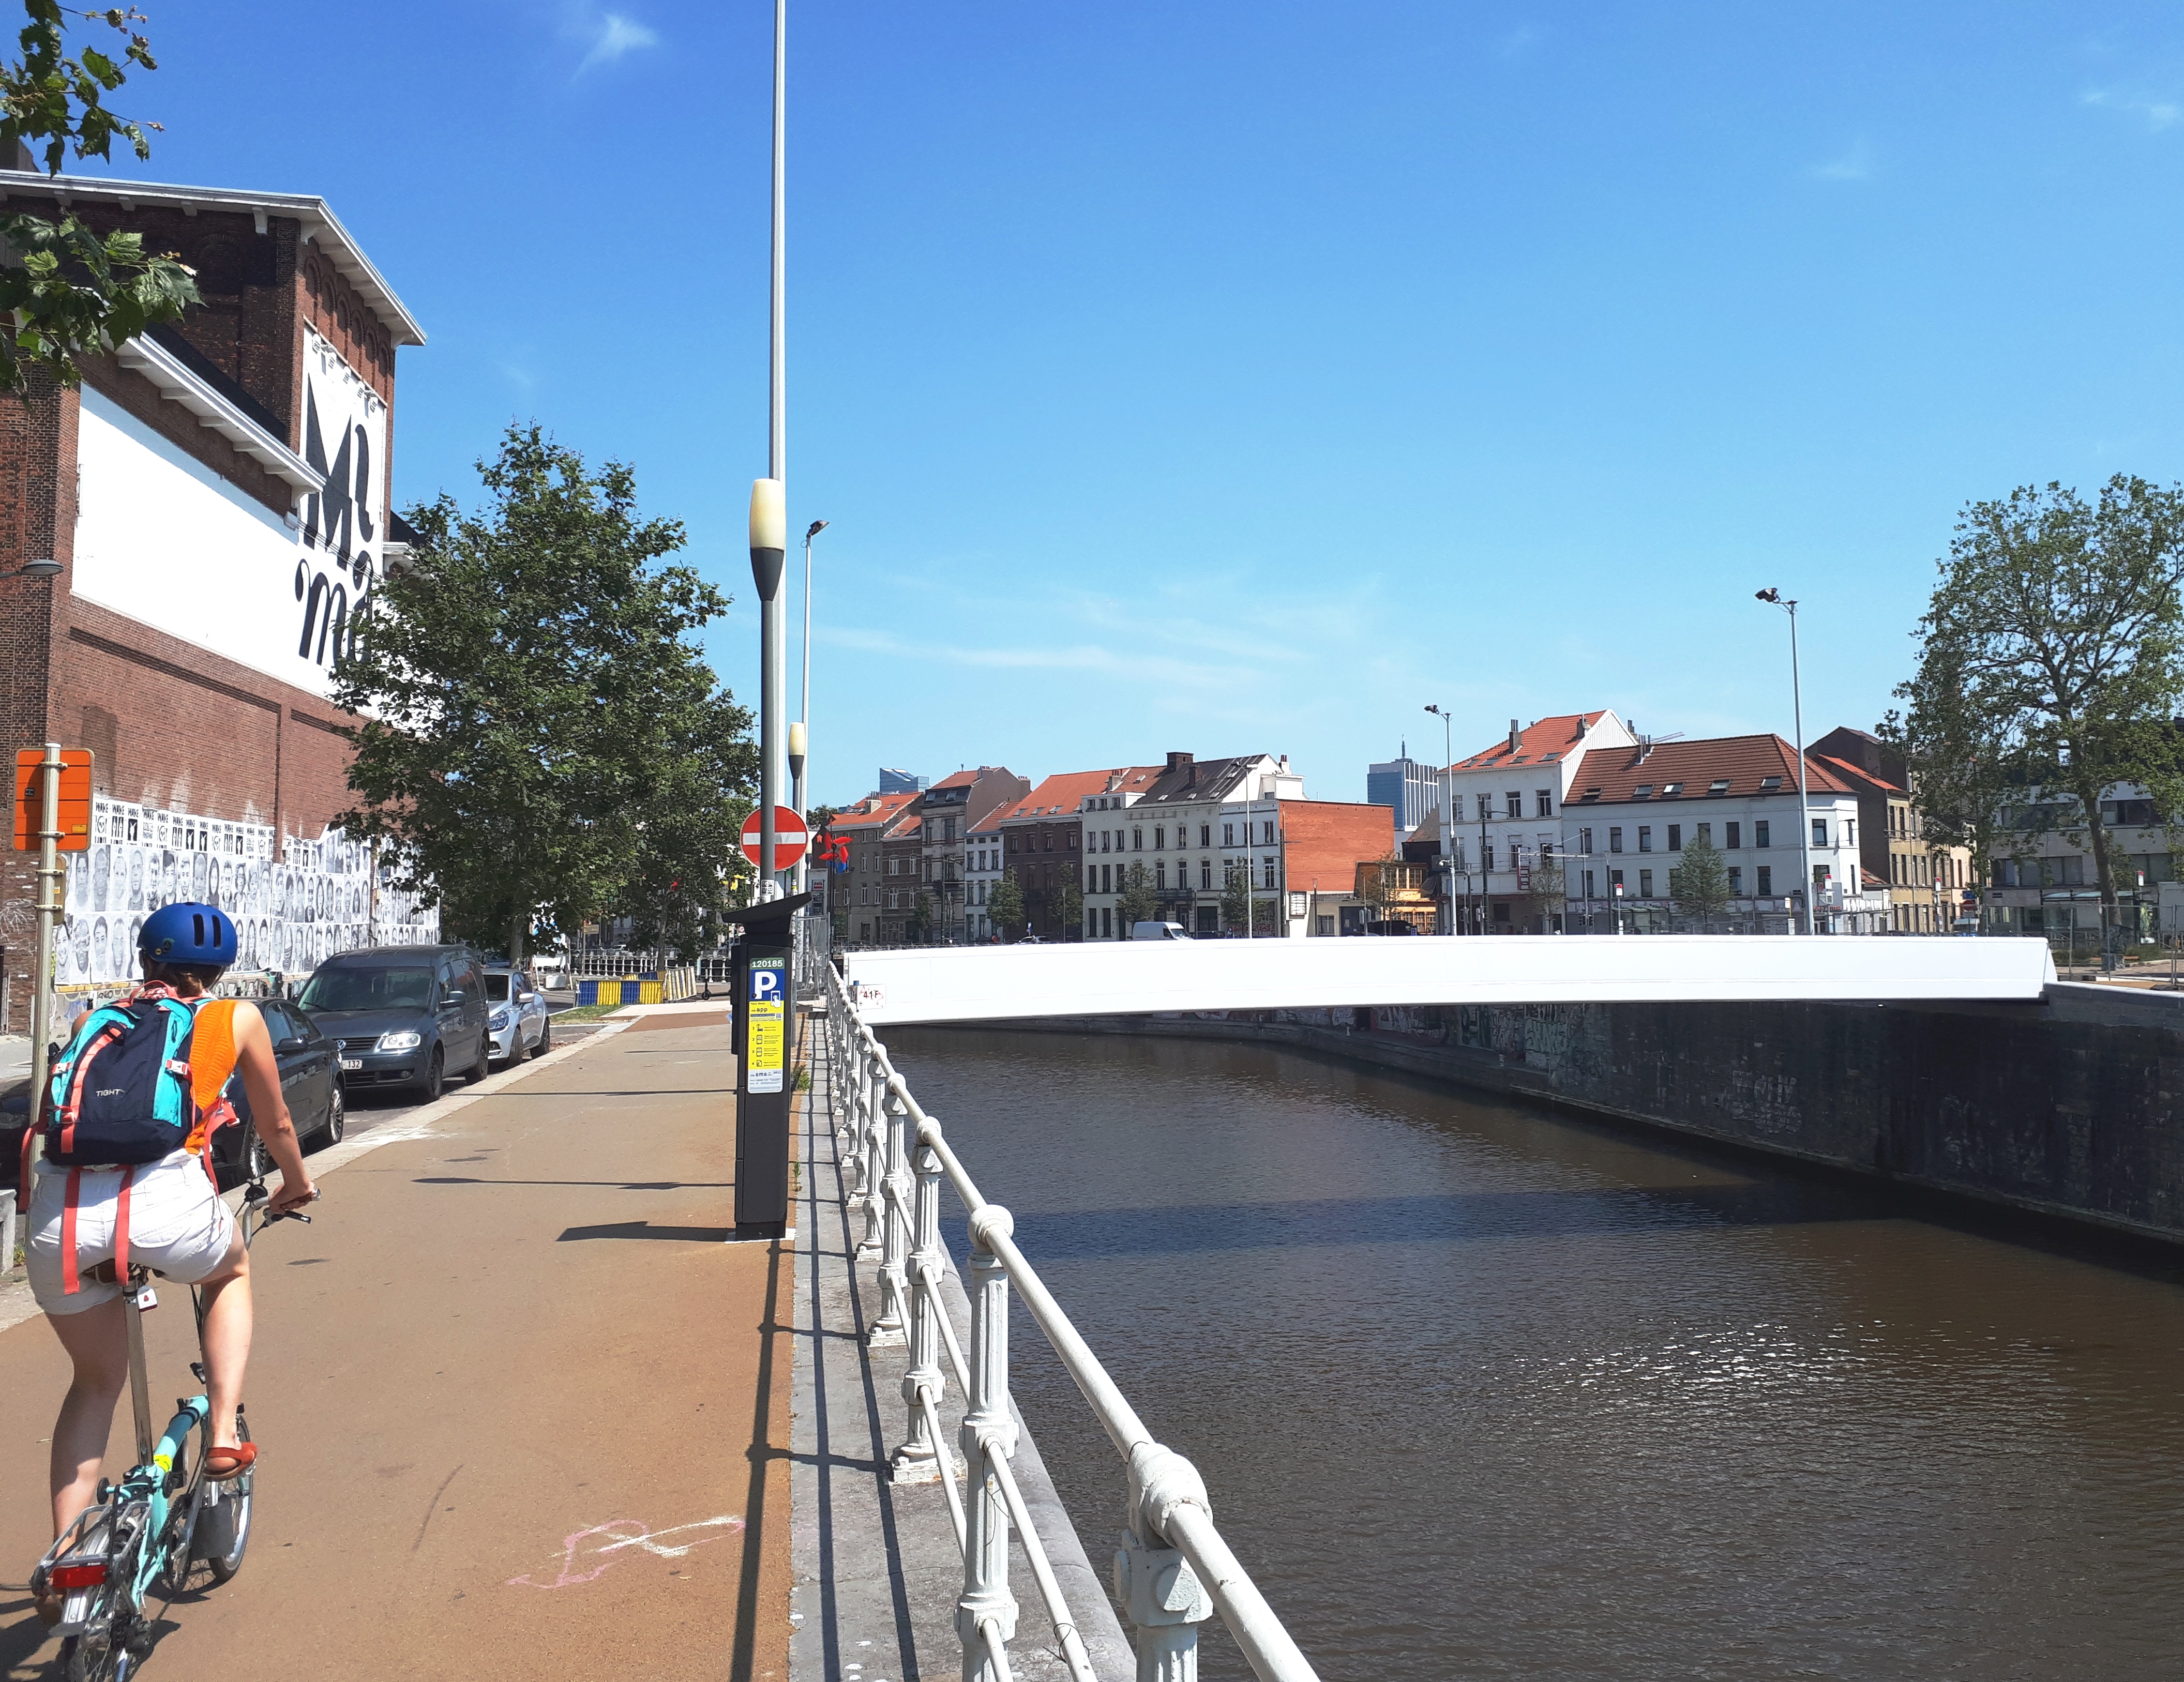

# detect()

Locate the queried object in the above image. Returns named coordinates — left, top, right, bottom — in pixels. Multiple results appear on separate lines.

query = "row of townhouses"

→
left=824, top=753, right=1394, bottom=945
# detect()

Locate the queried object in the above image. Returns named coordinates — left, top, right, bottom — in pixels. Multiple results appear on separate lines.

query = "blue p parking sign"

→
left=748, top=958, right=787, bottom=1093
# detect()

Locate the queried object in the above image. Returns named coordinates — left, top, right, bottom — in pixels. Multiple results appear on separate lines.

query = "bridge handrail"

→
left=818, top=961, right=1322, bottom=1682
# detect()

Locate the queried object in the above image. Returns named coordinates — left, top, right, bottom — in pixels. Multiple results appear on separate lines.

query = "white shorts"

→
left=27, top=1150, right=238, bottom=1315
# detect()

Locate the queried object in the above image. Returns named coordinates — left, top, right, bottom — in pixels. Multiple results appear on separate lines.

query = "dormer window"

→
left=1662, top=782, right=1682, bottom=796
left=1633, top=784, right=1654, bottom=799
left=1580, top=787, right=1603, bottom=802
left=1708, top=779, right=1731, bottom=795
left=1758, top=776, right=1782, bottom=792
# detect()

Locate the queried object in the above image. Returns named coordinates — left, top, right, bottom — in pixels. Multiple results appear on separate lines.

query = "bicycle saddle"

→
left=83, top=1260, right=166, bottom=1286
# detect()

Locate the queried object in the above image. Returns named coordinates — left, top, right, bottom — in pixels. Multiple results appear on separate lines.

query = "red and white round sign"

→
left=740, top=806, right=810, bottom=871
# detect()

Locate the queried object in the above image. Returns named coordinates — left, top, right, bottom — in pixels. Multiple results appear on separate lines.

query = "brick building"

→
left=831, top=791, right=920, bottom=946
left=0, top=169, right=429, bottom=1029
left=916, top=766, right=1029, bottom=945
left=999, top=772, right=1109, bottom=941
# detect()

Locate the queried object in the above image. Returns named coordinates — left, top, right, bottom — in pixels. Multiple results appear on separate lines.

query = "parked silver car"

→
left=484, top=967, right=552, bottom=1065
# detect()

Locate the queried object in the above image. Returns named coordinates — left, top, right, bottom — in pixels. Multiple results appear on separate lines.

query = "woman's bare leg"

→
left=196, top=1225, right=252, bottom=1451
left=47, top=1298, right=130, bottom=1537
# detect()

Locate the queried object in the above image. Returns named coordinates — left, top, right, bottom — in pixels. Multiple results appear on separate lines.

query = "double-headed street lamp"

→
left=1756, top=588, right=1814, bottom=935
left=1424, top=703, right=1456, bottom=935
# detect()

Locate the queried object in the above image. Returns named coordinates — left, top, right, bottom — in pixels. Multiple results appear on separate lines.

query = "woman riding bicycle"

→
left=25, top=902, right=318, bottom=1624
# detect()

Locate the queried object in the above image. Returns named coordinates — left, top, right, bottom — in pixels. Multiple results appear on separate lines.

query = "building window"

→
left=1812, top=819, right=1828, bottom=847
left=1505, top=792, right=1521, bottom=819
left=1483, top=844, right=1496, bottom=872
left=1757, top=865, right=1772, bottom=896
left=1263, top=857, right=1276, bottom=888
left=1579, top=826, right=1593, bottom=855
left=1134, top=827, right=1144, bottom=851
left=1667, top=824, right=1681, bottom=852
left=1608, top=827, right=1623, bottom=853
left=1154, top=826, right=1165, bottom=848
left=1156, top=861, right=1166, bottom=889
left=1478, top=795, right=1493, bottom=822
left=1639, top=869, right=1653, bottom=898
left=1695, top=822, right=1710, bottom=846
left=1261, top=820, right=1275, bottom=844
left=1845, top=819, right=1856, bottom=846
left=1726, top=822, right=1742, bottom=850
left=1755, top=820, right=1770, bottom=849
left=1223, top=822, right=1234, bottom=846
left=1200, top=823, right=1211, bottom=846
left=1103, top=863, right=1113, bottom=893
left=1609, top=868, right=1624, bottom=891
left=1536, top=790, right=1553, bottom=817
left=1638, top=826, right=1652, bottom=853
left=1102, top=907, right=1113, bottom=938
left=886, top=857, right=898, bottom=876
left=1584, top=870, right=1596, bottom=898
left=1201, top=859, right=1212, bottom=889
left=1729, top=866, right=1742, bottom=893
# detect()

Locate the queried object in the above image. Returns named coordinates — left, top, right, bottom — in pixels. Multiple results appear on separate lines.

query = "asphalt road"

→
left=325, top=1011, right=610, bottom=1155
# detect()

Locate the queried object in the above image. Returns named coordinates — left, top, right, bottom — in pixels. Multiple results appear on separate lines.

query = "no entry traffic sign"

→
left=740, top=805, right=809, bottom=872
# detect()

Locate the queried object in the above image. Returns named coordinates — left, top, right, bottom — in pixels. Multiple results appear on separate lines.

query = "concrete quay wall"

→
left=968, top=982, right=2184, bottom=1246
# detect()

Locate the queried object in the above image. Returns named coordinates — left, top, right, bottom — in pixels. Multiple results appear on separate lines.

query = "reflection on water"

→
left=888, top=1028, right=2184, bottom=1682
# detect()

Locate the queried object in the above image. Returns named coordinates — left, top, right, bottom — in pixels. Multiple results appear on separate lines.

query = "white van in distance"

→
left=1129, top=921, right=1192, bottom=941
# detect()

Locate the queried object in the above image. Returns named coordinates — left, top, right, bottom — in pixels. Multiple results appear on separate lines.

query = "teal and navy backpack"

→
left=44, top=991, right=199, bottom=1166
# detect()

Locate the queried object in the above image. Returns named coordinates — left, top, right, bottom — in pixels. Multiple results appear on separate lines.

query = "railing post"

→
left=890, top=1125, right=947, bottom=1483
left=856, top=1037, right=885, bottom=1259
left=1116, top=1443, right=1214, bottom=1682
left=869, top=1081, right=911, bottom=1345
left=958, top=1207, right=1019, bottom=1681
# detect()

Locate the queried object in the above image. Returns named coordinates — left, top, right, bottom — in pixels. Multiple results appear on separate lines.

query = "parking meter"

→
left=731, top=891, right=808, bottom=1237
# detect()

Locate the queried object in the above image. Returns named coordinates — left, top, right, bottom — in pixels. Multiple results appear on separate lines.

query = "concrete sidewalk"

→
left=0, top=1015, right=791, bottom=1680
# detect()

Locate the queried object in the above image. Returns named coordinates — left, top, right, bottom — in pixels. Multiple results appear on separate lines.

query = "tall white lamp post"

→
left=1756, top=587, right=1814, bottom=934
left=1424, top=704, right=1456, bottom=935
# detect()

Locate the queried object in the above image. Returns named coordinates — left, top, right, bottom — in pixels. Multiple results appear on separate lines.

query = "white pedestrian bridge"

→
left=839, top=933, right=2057, bottom=1027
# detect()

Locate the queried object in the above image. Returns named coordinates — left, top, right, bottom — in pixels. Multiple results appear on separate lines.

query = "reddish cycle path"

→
left=0, top=1013, right=791, bottom=1681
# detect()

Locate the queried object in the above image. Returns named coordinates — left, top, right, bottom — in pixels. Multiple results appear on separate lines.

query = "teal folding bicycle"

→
left=31, top=1176, right=309, bottom=1681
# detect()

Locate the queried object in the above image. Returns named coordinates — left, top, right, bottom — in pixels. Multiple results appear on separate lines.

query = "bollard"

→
left=1116, top=1442, right=1215, bottom=1682
left=957, top=1208, right=1019, bottom=1682
left=869, top=1082, right=911, bottom=1345
left=890, top=1130, right=947, bottom=1483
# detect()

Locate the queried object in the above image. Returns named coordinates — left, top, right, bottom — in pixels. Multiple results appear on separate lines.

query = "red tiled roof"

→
left=999, top=766, right=1163, bottom=822
left=1565, top=734, right=1856, bottom=805
left=1861, top=866, right=1888, bottom=890
left=1815, top=754, right=1906, bottom=796
left=930, top=769, right=977, bottom=790
left=830, top=792, right=920, bottom=832
left=1455, top=711, right=1613, bottom=769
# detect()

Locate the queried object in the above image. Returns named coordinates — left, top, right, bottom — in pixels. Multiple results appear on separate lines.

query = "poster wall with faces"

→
left=58, top=796, right=440, bottom=988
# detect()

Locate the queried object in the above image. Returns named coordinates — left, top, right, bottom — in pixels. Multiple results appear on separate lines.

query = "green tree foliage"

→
left=907, top=889, right=933, bottom=944
left=1668, top=831, right=1732, bottom=929
left=1887, top=476, right=2184, bottom=929
left=332, top=425, right=755, bottom=965
left=1116, top=859, right=1158, bottom=931
left=0, top=5, right=199, bottom=391
left=1219, top=857, right=1253, bottom=933
left=988, top=872, right=1026, bottom=938
left=1050, top=870, right=1082, bottom=941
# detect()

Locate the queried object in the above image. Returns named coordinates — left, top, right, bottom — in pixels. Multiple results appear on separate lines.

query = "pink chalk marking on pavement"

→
left=507, top=1514, right=746, bottom=1588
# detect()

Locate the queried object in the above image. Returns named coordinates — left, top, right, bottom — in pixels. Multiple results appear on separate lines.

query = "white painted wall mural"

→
left=57, top=796, right=438, bottom=989
left=70, top=327, right=388, bottom=701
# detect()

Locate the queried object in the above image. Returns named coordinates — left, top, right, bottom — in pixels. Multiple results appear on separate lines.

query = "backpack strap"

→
left=61, top=1168, right=82, bottom=1296
left=112, top=1167, right=134, bottom=1284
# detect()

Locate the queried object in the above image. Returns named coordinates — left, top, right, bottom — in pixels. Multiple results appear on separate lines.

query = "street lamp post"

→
left=749, top=0, right=791, bottom=903
left=1425, top=704, right=1456, bottom=935
left=1756, top=588, right=1814, bottom=934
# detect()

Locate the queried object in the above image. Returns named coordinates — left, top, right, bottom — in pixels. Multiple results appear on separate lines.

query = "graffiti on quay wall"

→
left=57, top=796, right=438, bottom=987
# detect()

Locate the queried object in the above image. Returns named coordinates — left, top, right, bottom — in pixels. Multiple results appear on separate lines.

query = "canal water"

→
left=886, top=1027, right=2184, bottom=1682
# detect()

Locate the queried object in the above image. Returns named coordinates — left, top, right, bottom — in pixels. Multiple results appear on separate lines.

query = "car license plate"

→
left=340, top=1057, right=363, bottom=1071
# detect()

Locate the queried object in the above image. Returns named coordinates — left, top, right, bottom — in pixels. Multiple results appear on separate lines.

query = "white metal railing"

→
left=817, top=958, right=1321, bottom=1682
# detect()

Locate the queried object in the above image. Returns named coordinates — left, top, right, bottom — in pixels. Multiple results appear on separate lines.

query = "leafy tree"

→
left=0, top=5, right=199, bottom=391
left=1522, top=854, right=1566, bottom=933
left=907, top=889, right=933, bottom=944
left=1668, top=831, right=1732, bottom=930
left=1051, top=871, right=1082, bottom=941
left=1116, top=860, right=1158, bottom=931
left=988, top=872, right=1026, bottom=938
left=332, top=425, right=753, bottom=966
left=1220, top=857, right=1254, bottom=934
left=1888, top=476, right=2184, bottom=939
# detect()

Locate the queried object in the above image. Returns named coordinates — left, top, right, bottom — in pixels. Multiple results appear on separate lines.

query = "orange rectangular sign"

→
left=13, top=748, right=93, bottom=852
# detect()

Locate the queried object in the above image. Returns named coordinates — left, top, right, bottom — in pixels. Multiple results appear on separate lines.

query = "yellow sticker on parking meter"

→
left=748, top=959, right=787, bottom=1094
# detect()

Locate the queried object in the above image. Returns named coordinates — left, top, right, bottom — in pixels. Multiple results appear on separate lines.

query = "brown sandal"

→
left=206, top=1443, right=258, bottom=1479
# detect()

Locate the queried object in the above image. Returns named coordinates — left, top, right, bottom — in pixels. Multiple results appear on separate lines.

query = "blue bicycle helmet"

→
left=139, top=901, right=239, bottom=968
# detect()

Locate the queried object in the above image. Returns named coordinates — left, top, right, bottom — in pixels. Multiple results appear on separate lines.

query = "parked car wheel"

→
left=532, top=1017, right=551, bottom=1058
left=469, top=1034, right=491, bottom=1085
left=416, top=1046, right=444, bottom=1104
left=311, top=1082, right=346, bottom=1149
left=243, top=1123, right=272, bottom=1183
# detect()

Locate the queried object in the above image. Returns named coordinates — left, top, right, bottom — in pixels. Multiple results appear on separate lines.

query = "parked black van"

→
left=294, top=944, right=492, bottom=1103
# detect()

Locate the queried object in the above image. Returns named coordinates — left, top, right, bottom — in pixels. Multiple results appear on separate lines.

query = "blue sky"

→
left=89, top=3, right=2184, bottom=806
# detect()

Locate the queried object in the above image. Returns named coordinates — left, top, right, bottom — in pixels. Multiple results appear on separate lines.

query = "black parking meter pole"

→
left=732, top=891, right=809, bottom=1239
